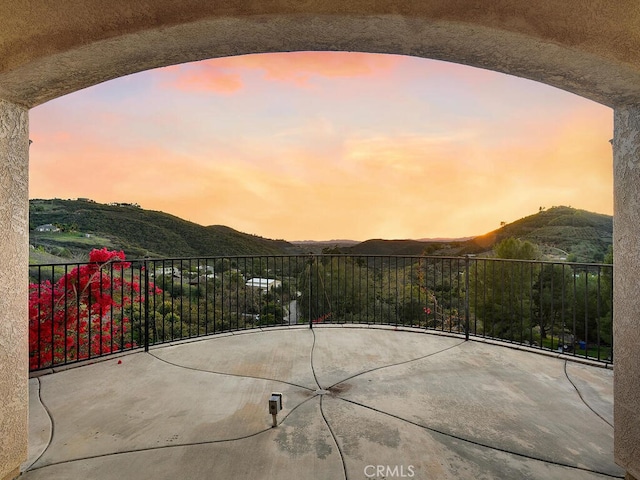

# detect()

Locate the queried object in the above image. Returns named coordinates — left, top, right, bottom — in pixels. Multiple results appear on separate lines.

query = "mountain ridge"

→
left=29, top=200, right=611, bottom=263
left=29, top=199, right=301, bottom=259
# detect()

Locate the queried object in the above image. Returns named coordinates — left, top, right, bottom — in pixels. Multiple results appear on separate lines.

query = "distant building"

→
left=109, top=202, right=140, bottom=208
left=34, top=224, right=60, bottom=233
left=154, top=266, right=181, bottom=278
left=188, top=273, right=216, bottom=285
left=245, top=278, right=281, bottom=293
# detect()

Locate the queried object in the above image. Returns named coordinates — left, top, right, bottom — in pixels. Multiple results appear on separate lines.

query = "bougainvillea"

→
left=28, top=248, right=161, bottom=370
left=312, top=312, right=332, bottom=324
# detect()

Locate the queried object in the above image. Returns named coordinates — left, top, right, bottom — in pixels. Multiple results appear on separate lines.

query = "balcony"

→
left=21, top=326, right=620, bottom=479
left=22, top=255, right=620, bottom=479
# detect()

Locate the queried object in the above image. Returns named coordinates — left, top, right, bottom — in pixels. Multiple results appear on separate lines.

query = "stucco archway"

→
left=2, top=2, right=640, bottom=479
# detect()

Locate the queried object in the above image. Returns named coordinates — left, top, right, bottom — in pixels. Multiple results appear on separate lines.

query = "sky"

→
left=28, top=52, right=613, bottom=241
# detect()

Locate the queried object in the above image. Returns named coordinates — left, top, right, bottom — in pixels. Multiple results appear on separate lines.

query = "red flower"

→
left=29, top=249, right=160, bottom=370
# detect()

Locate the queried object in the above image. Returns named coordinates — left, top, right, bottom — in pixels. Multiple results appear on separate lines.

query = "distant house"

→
left=154, top=266, right=181, bottom=278
left=245, top=278, right=282, bottom=293
left=108, top=202, right=141, bottom=208
left=188, top=274, right=216, bottom=285
left=34, top=224, right=60, bottom=233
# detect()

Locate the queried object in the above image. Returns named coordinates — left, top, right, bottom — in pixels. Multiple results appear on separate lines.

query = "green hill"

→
left=472, top=206, right=612, bottom=262
left=29, top=199, right=301, bottom=260
left=345, top=206, right=612, bottom=263
left=29, top=201, right=612, bottom=264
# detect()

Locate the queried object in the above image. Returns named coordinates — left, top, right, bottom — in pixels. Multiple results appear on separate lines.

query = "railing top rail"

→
left=29, top=254, right=613, bottom=269
left=464, top=256, right=612, bottom=268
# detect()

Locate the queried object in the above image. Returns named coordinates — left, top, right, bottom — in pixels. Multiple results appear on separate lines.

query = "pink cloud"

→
left=160, top=52, right=404, bottom=94
left=29, top=51, right=614, bottom=241
left=167, top=66, right=244, bottom=94
left=236, top=52, right=402, bottom=85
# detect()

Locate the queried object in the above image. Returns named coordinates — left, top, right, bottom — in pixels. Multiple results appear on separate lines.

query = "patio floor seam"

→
left=563, top=360, right=614, bottom=429
left=338, top=397, right=624, bottom=479
left=22, top=377, right=54, bottom=473
left=319, top=395, right=347, bottom=480
left=25, top=394, right=321, bottom=473
left=325, top=339, right=466, bottom=390
left=147, top=350, right=316, bottom=391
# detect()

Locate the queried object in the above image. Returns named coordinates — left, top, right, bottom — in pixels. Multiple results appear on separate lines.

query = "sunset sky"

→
left=28, top=52, right=613, bottom=241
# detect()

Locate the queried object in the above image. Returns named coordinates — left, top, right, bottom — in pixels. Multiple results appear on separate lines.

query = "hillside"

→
left=473, top=206, right=612, bottom=262
left=29, top=201, right=613, bottom=264
left=347, top=239, right=438, bottom=256
left=29, top=199, right=301, bottom=260
left=345, top=206, right=612, bottom=263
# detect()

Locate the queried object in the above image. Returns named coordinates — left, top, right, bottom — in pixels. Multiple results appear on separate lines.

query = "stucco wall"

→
left=0, top=99, right=29, bottom=480
left=613, top=106, right=640, bottom=480
left=1, top=1, right=640, bottom=108
left=1, top=2, right=640, bottom=478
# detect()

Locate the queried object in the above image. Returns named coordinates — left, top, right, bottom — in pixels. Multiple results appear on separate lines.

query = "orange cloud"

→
left=29, top=99, right=613, bottom=241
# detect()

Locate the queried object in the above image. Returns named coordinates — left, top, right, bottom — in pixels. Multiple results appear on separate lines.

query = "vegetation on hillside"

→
left=344, top=206, right=612, bottom=263
left=29, top=199, right=301, bottom=260
left=29, top=200, right=612, bottom=264
left=480, top=206, right=612, bottom=262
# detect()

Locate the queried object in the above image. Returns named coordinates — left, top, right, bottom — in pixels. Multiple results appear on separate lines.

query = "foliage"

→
left=468, top=238, right=537, bottom=341
left=494, top=237, right=540, bottom=260
left=28, top=248, right=161, bottom=369
left=532, top=263, right=574, bottom=339
left=469, top=238, right=613, bottom=350
left=298, top=256, right=375, bottom=323
left=470, top=259, right=534, bottom=341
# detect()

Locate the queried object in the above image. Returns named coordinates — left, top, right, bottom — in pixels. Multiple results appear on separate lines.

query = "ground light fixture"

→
left=268, top=392, right=283, bottom=427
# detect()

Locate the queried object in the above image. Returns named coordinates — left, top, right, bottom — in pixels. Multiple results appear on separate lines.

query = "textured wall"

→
left=613, top=106, right=640, bottom=480
left=0, top=99, right=29, bottom=480
left=1, top=2, right=640, bottom=478
left=1, top=1, right=640, bottom=107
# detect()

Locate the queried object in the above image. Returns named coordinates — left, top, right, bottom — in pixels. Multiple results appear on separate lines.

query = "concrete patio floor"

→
left=21, top=326, right=622, bottom=480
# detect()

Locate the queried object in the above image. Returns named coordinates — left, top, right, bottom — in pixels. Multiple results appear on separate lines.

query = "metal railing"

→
left=28, top=255, right=613, bottom=371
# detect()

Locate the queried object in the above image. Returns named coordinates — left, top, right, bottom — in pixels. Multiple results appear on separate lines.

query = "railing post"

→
left=144, top=257, right=150, bottom=352
left=309, top=255, right=313, bottom=329
left=465, top=255, right=470, bottom=341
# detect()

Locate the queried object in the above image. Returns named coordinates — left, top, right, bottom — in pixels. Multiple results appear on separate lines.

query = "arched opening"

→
left=28, top=52, right=613, bottom=242
left=2, top=4, right=640, bottom=479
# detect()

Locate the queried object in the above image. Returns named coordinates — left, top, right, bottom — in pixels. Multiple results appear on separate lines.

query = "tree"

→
left=571, top=266, right=613, bottom=348
left=532, top=263, right=574, bottom=341
left=470, top=238, right=540, bottom=342
left=494, top=237, right=540, bottom=260
left=298, top=256, right=374, bottom=323
left=260, top=302, right=285, bottom=325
